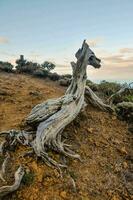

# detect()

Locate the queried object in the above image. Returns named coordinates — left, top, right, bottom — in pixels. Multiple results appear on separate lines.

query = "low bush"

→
left=98, top=80, right=121, bottom=97
left=41, top=61, right=55, bottom=71
left=33, top=69, right=49, bottom=78
left=59, top=78, right=71, bottom=87
left=0, top=61, right=13, bottom=73
left=116, top=101, right=133, bottom=122
left=112, top=93, right=133, bottom=105
left=22, top=171, right=35, bottom=186
left=61, top=74, right=72, bottom=79
left=16, top=62, right=39, bottom=74
left=48, top=72, right=60, bottom=81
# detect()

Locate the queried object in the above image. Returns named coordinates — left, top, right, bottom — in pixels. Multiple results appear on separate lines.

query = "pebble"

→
left=60, top=191, right=67, bottom=199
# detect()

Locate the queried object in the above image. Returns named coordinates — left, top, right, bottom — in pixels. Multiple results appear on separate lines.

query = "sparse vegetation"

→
left=22, top=171, right=35, bottom=186
left=98, top=80, right=122, bottom=97
left=48, top=72, right=60, bottom=81
left=41, top=61, right=55, bottom=71
left=116, top=101, right=133, bottom=122
left=15, top=55, right=58, bottom=81
left=0, top=61, right=13, bottom=72
left=16, top=55, right=27, bottom=69
left=16, top=55, right=40, bottom=74
left=33, top=69, right=49, bottom=78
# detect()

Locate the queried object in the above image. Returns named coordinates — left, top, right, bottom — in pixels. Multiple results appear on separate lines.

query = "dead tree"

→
left=0, top=40, right=113, bottom=197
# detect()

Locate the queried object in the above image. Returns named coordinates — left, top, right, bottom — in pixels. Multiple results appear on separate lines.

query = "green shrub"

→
left=61, top=74, right=72, bottom=79
left=22, top=171, right=35, bottom=186
left=16, top=62, right=39, bottom=74
left=124, top=94, right=133, bottom=102
left=59, top=78, right=71, bottom=87
left=33, top=69, right=49, bottom=78
left=41, top=61, right=55, bottom=71
left=48, top=72, right=60, bottom=81
left=16, top=55, right=26, bottom=67
left=116, top=101, right=133, bottom=122
left=0, top=61, right=13, bottom=72
left=112, top=94, right=133, bottom=105
left=98, top=81, right=121, bottom=96
left=16, top=55, right=40, bottom=74
left=33, top=69, right=44, bottom=78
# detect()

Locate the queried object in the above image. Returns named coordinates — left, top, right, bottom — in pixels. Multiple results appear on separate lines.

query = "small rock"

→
left=111, top=195, right=120, bottom=200
left=87, top=127, right=93, bottom=133
left=60, top=191, right=67, bottom=199
left=119, top=147, right=128, bottom=155
left=112, top=116, right=117, bottom=120
left=123, top=161, right=128, bottom=169
left=29, top=91, right=41, bottom=96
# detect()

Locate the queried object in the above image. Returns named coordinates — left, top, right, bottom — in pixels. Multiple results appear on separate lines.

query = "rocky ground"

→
left=0, top=72, right=132, bottom=200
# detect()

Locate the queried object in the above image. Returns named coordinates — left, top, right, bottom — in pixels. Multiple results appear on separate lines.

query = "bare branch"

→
left=0, top=166, right=24, bottom=198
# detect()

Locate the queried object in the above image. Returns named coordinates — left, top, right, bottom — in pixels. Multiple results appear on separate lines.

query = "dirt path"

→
left=0, top=72, right=132, bottom=200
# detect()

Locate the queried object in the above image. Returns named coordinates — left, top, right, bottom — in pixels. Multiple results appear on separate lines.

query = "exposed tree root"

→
left=0, top=129, right=35, bottom=152
left=18, top=150, right=34, bottom=159
left=0, top=153, right=10, bottom=182
left=0, top=166, right=24, bottom=198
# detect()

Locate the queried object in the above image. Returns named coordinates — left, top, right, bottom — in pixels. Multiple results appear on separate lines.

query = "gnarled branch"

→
left=0, top=166, right=24, bottom=198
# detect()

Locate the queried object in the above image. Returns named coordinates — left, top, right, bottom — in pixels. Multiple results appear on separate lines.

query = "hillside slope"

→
left=0, top=72, right=132, bottom=200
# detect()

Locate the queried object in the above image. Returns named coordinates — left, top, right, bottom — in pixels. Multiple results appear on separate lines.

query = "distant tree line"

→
left=0, top=55, right=73, bottom=82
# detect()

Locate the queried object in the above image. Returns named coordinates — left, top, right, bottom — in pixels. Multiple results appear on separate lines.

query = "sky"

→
left=0, top=0, right=133, bottom=82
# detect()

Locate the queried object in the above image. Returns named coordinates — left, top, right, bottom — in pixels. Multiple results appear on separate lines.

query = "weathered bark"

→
left=0, top=153, right=10, bottom=182
left=85, top=86, right=114, bottom=112
left=0, top=40, right=113, bottom=197
left=26, top=40, right=102, bottom=166
left=0, top=166, right=24, bottom=198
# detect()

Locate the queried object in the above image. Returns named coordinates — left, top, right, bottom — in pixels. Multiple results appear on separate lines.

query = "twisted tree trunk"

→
left=0, top=40, right=113, bottom=197
left=26, top=40, right=102, bottom=166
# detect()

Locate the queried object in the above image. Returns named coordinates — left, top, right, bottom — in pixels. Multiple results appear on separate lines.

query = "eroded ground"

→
left=0, top=72, right=132, bottom=200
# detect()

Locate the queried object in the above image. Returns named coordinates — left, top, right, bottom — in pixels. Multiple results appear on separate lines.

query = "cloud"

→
left=119, top=48, right=133, bottom=54
left=0, top=37, right=9, bottom=44
left=102, top=54, right=133, bottom=66
left=29, top=51, right=41, bottom=58
left=88, top=47, right=133, bottom=81
left=103, top=55, right=124, bottom=63
left=53, top=64, right=71, bottom=75
left=86, top=38, right=104, bottom=47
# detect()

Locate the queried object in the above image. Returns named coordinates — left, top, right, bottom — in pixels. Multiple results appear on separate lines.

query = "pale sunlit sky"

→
left=0, top=0, right=133, bottom=82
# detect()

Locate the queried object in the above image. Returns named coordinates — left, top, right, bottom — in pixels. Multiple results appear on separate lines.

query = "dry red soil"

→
left=0, top=72, right=132, bottom=200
